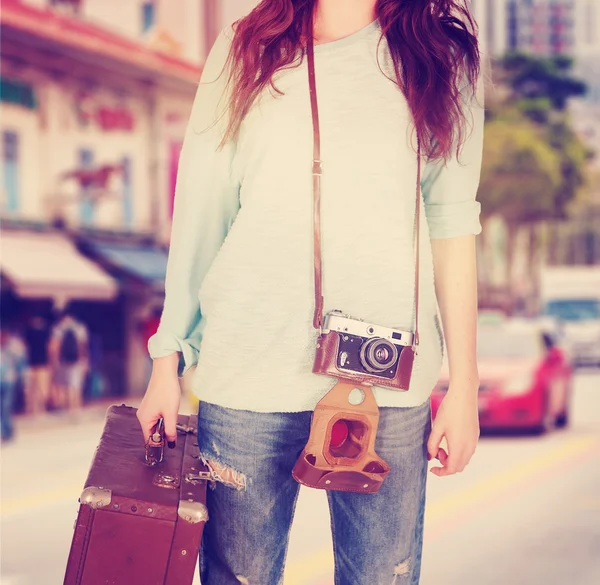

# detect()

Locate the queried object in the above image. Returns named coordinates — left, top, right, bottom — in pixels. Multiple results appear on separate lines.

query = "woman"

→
left=139, top=0, right=484, bottom=583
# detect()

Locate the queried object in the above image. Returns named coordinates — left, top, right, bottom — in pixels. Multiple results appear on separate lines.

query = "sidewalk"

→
left=12, top=398, right=141, bottom=436
left=11, top=389, right=198, bottom=436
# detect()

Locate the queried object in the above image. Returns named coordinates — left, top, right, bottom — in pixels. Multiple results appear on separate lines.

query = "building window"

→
left=0, top=77, right=37, bottom=110
left=141, top=2, right=155, bottom=33
left=3, top=131, right=20, bottom=213
left=122, top=156, right=133, bottom=228
left=79, top=148, right=94, bottom=226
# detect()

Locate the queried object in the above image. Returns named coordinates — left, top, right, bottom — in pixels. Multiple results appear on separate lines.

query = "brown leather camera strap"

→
left=306, top=23, right=422, bottom=347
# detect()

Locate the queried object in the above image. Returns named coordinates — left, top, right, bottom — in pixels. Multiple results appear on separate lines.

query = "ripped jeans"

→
left=197, top=397, right=432, bottom=585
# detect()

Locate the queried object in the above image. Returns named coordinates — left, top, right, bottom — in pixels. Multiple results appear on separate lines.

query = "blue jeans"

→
left=197, top=397, right=432, bottom=585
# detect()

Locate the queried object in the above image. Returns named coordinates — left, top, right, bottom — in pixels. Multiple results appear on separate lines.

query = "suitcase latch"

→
left=176, top=423, right=196, bottom=435
left=184, top=471, right=212, bottom=484
left=153, top=472, right=181, bottom=489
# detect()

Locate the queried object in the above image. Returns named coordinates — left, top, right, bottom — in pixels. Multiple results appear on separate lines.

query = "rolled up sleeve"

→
left=148, top=27, right=240, bottom=376
left=421, top=67, right=485, bottom=239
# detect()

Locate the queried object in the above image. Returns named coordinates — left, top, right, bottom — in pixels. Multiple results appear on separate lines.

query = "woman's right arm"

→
left=137, top=27, right=240, bottom=445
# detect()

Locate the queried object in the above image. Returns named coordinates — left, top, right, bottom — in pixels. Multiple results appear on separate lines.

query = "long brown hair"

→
left=222, top=0, right=481, bottom=163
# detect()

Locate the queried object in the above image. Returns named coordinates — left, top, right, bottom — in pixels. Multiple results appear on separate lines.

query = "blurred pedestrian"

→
left=542, top=331, right=566, bottom=364
left=83, top=332, right=106, bottom=401
left=1, top=325, right=28, bottom=443
left=23, top=312, right=52, bottom=415
left=49, top=309, right=90, bottom=415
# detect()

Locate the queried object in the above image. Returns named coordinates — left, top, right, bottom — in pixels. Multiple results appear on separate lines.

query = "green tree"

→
left=477, top=53, right=591, bottom=310
left=486, top=52, right=590, bottom=220
left=480, top=119, right=562, bottom=223
left=479, top=118, right=562, bottom=298
left=501, top=53, right=587, bottom=113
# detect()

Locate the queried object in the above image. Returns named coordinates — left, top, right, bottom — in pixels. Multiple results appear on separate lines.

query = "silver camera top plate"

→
left=322, top=310, right=414, bottom=347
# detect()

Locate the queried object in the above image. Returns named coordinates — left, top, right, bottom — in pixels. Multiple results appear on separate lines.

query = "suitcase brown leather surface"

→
left=64, top=404, right=209, bottom=585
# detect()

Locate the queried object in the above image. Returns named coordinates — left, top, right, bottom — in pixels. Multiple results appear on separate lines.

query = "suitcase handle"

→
left=144, top=417, right=199, bottom=467
left=145, top=418, right=165, bottom=467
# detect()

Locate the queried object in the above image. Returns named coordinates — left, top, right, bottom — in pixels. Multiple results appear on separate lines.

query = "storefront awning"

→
left=1, top=0, right=201, bottom=91
left=1, top=231, right=118, bottom=301
left=85, top=241, right=168, bottom=290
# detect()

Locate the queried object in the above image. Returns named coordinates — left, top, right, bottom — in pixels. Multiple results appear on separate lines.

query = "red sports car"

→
left=431, top=322, right=573, bottom=433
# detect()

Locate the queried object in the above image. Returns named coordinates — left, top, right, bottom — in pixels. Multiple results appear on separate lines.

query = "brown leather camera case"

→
left=292, top=380, right=390, bottom=493
left=313, top=331, right=415, bottom=390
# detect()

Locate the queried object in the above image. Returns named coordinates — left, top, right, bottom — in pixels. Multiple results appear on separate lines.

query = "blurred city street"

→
left=1, top=370, right=599, bottom=585
left=2, top=0, right=600, bottom=584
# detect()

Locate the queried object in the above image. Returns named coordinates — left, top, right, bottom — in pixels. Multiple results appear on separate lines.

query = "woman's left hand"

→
left=427, top=382, right=480, bottom=477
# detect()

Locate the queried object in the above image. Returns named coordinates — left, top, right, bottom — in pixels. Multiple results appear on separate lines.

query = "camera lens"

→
left=359, top=338, right=398, bottom=373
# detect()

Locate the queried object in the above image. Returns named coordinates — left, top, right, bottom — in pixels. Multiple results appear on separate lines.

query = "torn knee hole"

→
left=392, top=558, right=411, bottom=582
left=202, top=457, right=247, bottom=491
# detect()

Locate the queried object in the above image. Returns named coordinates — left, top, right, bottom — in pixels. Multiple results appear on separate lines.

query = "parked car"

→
left=431, top=321, right=573, bottom=433
left=540, top=266, right=600, bottom=368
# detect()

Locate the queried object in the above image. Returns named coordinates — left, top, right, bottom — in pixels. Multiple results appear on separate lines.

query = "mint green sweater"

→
left=148, top=21, right=485, bottom=412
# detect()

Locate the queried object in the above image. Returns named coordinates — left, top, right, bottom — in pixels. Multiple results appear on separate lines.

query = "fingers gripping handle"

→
left=145, top=418, right=165, bottom=467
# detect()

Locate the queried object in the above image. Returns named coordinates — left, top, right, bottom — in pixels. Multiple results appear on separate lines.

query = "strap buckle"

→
left=312, top=159, right=322, bottom=175
left=412, top=332, right=420, bottom=356
left=316, top=311, right=324, bottom=337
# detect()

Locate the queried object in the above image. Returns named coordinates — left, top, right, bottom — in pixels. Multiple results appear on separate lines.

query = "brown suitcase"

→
left=64, top=404, right=210, bottom=585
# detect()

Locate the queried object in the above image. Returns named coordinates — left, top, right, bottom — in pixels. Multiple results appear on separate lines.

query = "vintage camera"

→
left=313, top=310, right=416, bottom=390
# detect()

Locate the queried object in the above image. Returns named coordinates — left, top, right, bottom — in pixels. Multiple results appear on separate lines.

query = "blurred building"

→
left=571, top=0, right=600, bottom=106
left=0, top=0, right=253, bottom=398
left=480, top=0, right=600, bottom=167
left=3, top=0, right=592, bottom=400
left=470, top=0, right=599, bottom=59
left=509, top=0, right=576, bottom=56
left=467, top=0, right=499, bottom=56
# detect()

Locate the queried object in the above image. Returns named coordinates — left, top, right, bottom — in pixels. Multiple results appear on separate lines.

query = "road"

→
left=1, top=372, right=599, bottom=585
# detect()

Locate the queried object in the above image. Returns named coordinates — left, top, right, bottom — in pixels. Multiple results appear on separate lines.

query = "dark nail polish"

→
left=168, top=441, right=176, bottom=449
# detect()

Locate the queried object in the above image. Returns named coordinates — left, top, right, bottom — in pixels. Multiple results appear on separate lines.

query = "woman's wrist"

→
left=446, top=362, right=479, bottom=398
left=151, top=352, right=180, bottom=376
